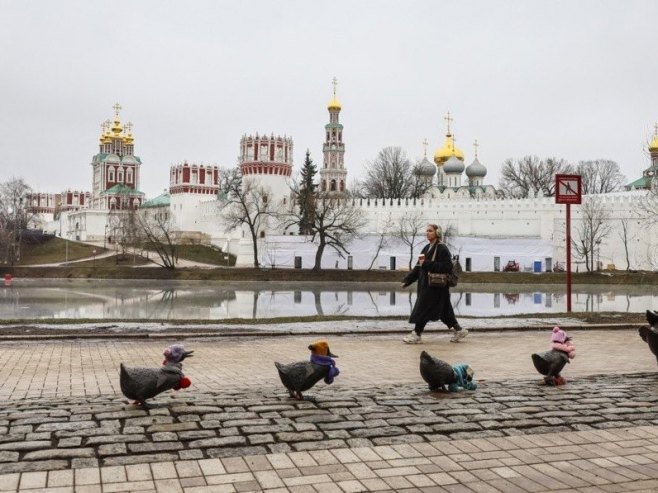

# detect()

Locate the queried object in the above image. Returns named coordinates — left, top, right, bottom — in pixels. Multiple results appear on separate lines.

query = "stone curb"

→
left=0, top=323, right=644, bottom=341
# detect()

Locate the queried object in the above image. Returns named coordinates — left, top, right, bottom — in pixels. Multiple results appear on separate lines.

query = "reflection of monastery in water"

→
left=1, top=281, right=656, bottom=320
left=26, top=83, right=658, bottom=271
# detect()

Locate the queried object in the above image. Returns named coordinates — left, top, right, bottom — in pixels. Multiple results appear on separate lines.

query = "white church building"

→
left=30, top=90, right=658, bottom=272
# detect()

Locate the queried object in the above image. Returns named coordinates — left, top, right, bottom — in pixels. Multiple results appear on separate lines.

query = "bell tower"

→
left=320, top=78, right=347, bottom=195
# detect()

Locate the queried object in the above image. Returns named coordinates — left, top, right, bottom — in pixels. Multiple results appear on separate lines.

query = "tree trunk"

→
left=250, top=230, right=259, bottom=268
left=313, top=240, right=326, bottom=271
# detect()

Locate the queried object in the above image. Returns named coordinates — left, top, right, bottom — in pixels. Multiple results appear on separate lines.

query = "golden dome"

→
left=111, top=118, right=123, bottom=135
left=434, top=134, right=464, bottom=165
left=124, top=133, right=134, bottom=145
left=328, top=96, right=341, bottom=111
left=650, top=131, right=658, bottom=153
left=328, top=77, right=341, bottom=111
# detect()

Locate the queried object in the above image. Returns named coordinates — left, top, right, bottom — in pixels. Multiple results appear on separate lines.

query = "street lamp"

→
left=104, top=224, right=108, bottom=249
left=595, top=239, right=601, bottom=271
left=92, top=249, right=97, bottom=267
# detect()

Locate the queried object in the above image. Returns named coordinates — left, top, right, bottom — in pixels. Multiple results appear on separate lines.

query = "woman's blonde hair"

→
left=428, top=223, right=442, bottom=239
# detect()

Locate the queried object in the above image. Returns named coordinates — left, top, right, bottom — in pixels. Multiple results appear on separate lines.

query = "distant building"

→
left=626, top=125, right=658, bottom=191
left=33, top=90, right=658, bottom=271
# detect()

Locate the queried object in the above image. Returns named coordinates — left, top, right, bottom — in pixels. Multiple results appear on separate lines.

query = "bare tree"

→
left=576, top=160, right=626, bottom=194
left=217, top=166, right=242, bottom=199
left=136, top=208, right=177, bottom=269
left=639, top=185, right=658, bottom=225
left=572, top=196, right=611, bottom=272
left=347, top=179, right=366, bottom=199
left=498, top=156, right=574, bottom=198
left=618, top=218, right=633, bottom=271
left=396, top=211, right=425, bottom=269
left=367, top=213, right=394, bottom=270
left=284, top=193, right=366, bottom=271
left=0, top=178, right=34, bottom=265
left=361, top=147, right=430, bottom=198
left=221, top=177, right=280, bottom=268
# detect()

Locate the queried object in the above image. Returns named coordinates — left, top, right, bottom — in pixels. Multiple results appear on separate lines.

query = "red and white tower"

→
left=320, top=77, right=347, bottom=194
left=169, top=161, right=220, bottom=232
left=90, top=103, right=144, bottom=209
left=239, top=133, right=293, bottom=203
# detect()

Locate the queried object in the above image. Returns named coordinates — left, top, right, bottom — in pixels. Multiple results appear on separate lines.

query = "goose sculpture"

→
left=419, top=351, right=476, bottom=392
left=639, top=310, right=658, bottom=365
left=275, top=340, right=339, bottom=400
left=120, top=344, right=193, bottom=408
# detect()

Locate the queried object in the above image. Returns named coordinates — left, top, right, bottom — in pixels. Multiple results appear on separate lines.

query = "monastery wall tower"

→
left=239, top=133, right=293, bottom=204
left=169, top=161, right=220, bottom=232
left=320, top=78, right=347, bottom=195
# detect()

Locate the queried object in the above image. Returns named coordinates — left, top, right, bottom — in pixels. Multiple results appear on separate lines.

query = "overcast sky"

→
left=1, top=1, right=656, bottom=199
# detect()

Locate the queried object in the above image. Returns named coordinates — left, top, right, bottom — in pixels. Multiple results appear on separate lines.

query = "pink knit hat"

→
left=551, top=326, right=567, bottom=343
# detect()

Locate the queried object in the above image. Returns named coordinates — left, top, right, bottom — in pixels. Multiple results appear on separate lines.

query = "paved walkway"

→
left=1, top=327, right=658, bottom=492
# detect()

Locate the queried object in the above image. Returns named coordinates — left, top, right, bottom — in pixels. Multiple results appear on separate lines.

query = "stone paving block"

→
left=100, top=465, right=127, bottom=483
left=127, top=441, right=183, bottom=453
left=153, top=478, right=184, bottom=493
left=75, top=467, right=100, bottom=485
left=103, top=479, right=154, bottom=492
left=179, top=476, right=206, bottom=488
left=103, top=453, right=179, bottom=466
left=19, top=470, right=48, bottom=489
left=24, top=448, right=96, bottom=461
left=266, top=453, right=296, bottom=470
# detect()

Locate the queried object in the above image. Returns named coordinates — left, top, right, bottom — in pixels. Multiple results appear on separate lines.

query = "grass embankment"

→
left=9, top=235, right=658, bottom=284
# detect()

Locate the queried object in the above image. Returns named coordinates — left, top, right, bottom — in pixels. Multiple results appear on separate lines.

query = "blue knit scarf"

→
left=448, top=364, right=477, bottom=392
left=310, top=355, right=340, bottom=384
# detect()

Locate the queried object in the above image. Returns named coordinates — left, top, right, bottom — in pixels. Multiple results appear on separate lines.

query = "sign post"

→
left=555, top=174, right=582, bottom=312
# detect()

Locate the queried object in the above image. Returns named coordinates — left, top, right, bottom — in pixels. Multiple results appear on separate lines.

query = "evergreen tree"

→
left=298, top=150, right=317, bottom=235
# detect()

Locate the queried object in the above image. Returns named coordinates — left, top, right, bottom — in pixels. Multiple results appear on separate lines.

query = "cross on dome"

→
left=473, top=139, right=479, bottom=158
left=125, top=122, right=133, bottom=133
left=113, top=102, right=122, bottom=117
left=422, top=138, right=429, bottom=158
left=444, top=112, right=453, bottom=135
left=332, top=77, right=338, bottom=96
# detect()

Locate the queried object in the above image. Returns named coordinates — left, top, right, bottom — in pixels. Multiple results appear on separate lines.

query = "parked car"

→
left=503, top=260, right=520, bottom=272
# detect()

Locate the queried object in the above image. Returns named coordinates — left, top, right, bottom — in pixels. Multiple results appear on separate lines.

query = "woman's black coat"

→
left=403, top=241, right=455, bottom=326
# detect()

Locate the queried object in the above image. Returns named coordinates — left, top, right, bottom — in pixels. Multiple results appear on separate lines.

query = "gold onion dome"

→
left=111, top=118, right=123, bottom=135
left=434, top=134, right=464, bottom=165
left=650, top=131, right=658, bottom=152
left=327, top=96, right=341, bottom=111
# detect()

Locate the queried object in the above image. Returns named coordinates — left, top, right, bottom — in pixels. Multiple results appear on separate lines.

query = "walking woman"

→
left=401, top=224, right=467, bottom=344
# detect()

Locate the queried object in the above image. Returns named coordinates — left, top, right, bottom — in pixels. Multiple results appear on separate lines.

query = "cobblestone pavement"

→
left=2, top=328, right=658, bottom=491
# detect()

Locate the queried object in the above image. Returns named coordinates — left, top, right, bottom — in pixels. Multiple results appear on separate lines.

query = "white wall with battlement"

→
left=176, top=189, right=658, bottom=271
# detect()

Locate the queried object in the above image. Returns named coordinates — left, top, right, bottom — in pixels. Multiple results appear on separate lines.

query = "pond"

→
left=0, top=279, right=656, bottom=320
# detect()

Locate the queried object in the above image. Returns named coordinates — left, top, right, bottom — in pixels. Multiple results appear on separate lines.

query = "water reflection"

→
left=0, top=280, right=655, bottom=320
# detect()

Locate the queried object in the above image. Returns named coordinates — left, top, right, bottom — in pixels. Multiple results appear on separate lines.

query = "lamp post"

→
left=104, top=224, right=108, bottom=249
left=595, top=239, right=601, bottom=271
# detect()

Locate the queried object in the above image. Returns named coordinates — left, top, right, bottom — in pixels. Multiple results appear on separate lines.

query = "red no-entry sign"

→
left=555, top=174, right=582, bottom=312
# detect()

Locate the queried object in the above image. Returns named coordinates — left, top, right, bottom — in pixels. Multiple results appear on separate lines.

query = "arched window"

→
left=108, top=167, right=115, bottom=182
left=117, top=168, right=124, bottom=183
left=330, top=179, right=337, bottom=191
left=127, top=169, right=133, bottom=183
left=259, top=231, right=266, bottom=238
